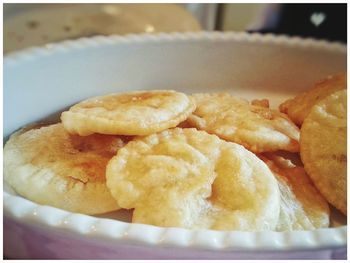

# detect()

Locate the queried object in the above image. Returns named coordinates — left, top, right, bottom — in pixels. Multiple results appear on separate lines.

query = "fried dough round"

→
left=61, top=90, right=196, bottom=136
left=279, top=72, right=346, bottom=126
left=260, top=153, right=330, bottom=231
left=187, top=93, right=300, bottom=153
left=4, top=123, right=127, bottom=214
left=106, top=128, right=280, bottom=231
left=300, top=89, right=347, bottom=215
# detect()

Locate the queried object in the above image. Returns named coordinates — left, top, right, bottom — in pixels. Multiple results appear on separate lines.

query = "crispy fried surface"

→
left=3, top=123, right=127, bottom=214
left=261, top=153, right=330, bottom=231
left=279, top=72, right=346, bottom=126
left=251, top=98, right=270, bottom=108
left=61, top=90, right=196, bottom=136
left=106, top=128, right=280, bottom=231
left=300, top=89, right=347, bottom=215
left=188, top=93, right=300, bottom=153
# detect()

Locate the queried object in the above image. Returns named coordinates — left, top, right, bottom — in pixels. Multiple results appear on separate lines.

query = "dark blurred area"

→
left=3, top=3, right=347, bottom=53
left=249, top=4, right=347, bottom=43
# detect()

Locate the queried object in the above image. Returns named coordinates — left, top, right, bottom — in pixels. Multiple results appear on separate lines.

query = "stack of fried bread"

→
left=4, top=73, right=347, bottom=231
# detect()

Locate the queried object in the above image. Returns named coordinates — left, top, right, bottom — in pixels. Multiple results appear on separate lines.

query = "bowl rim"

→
left=3, top=191, right=347, bottom=251
left=4, top=31, right=346, bottom=64
left=4, top=31, right=347, bottom=252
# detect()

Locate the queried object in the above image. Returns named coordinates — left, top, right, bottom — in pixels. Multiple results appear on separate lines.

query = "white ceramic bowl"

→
left=4, top=32, right=347, bottom=259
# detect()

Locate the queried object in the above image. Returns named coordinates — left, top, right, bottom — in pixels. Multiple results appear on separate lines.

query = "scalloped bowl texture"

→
left=4, top=32, right=347, bottom=259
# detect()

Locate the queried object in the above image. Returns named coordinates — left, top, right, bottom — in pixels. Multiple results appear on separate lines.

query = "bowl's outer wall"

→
left=4, top=217, right=347, bottom=259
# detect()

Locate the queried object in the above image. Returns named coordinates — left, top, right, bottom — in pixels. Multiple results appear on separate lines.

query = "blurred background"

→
left=4, top=3, right=347, bottom=53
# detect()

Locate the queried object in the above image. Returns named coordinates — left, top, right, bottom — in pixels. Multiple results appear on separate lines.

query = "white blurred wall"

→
left=222, top=4, right=266, bottom=31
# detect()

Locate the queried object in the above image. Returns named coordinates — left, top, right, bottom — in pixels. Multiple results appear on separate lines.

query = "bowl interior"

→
left=4, top=33, right=346, bottom=138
